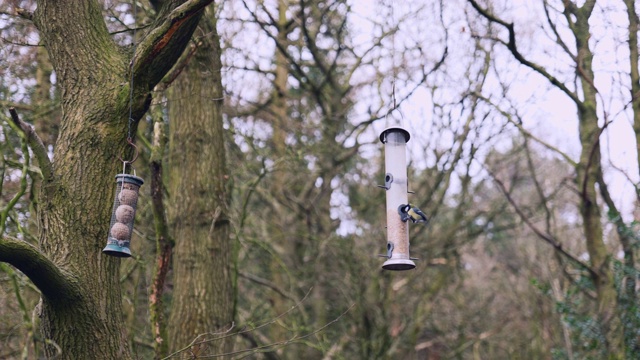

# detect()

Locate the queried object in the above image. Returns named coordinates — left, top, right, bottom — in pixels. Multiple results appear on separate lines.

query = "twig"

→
left=200, top=303, right=355, bottom=358
left=162, top=288, right=314, bottom=359
left=238, top=271, right=296, bottom=301
left=472, top=92, right=577, bottom=167
left=0, top=134, right=29, bottom=233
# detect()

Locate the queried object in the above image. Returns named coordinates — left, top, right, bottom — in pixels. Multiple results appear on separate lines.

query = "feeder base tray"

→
left=382, top=258, right=416, bottom=271
left=102, top=243, right=132, bottom=258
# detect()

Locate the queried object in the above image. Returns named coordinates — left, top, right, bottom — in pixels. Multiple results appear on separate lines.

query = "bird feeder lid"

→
left=379, top=127, right=410, bottom=144
left=115, top=173, right=144, bottom=186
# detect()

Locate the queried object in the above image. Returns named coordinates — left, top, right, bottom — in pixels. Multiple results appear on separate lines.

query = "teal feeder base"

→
left=102, top=241, right=132, bottom=258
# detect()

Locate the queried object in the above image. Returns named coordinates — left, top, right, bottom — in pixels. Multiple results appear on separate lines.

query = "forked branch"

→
left=467, top=0, right=581, bottom=106
left=488, top=171, right=597, bottom=278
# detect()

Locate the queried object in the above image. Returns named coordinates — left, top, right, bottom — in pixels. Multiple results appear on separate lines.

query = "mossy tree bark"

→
left=33, top=44, right=58, bottom=147
left=0, top=1, right=212, bottom=359
left=166, top=8, right=236, bottom=358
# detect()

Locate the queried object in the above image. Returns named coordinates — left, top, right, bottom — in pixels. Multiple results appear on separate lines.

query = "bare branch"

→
left=162, top=288, right=316, bottom=359
left=241, top=0, right=319, bottom=98
left=467, top=0, right=582, bottom=106
left=472, top=93, right=578, bottom=167
left=542, top=0, right=576, bottom=61
left=488, top=171, right=597, bottom=277
left=199, top=304, right=355, bottom=359
left=239, top=332, right=282, bottom=360
left=238, top=271, right=297, bottom=301
left=7, top=107, right=53, bottom=183
left=523, top=137, right=554, bottom=235
left=299, top=0, right=340, bottom=91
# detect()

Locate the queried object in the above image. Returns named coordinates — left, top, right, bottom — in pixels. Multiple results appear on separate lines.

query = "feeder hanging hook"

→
left=118, top=137, right=139, bottom=165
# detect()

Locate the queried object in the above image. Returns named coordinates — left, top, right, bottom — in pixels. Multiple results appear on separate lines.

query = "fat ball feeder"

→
left=103, top=140, right=144, bottom=257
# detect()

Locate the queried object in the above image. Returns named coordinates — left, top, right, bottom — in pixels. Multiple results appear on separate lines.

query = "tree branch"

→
left=155, top=39, right=202, bottom=91
left=0, top=236, right=81, bottom=303
left=7, top=107, right=53, bottom=183
left=238, top=271, right=296, bottom=302
left=523, top=137, right=554, bottom=235
left=581, top=0, right=597, bottom=17
left=164, top=303, right=354, bottom=359
left=488, top=171, right=597, bottom=278
left=238, top=332, right=281, bottom=360
left=241, top=1, right=318, bottom=98
left=542, top=0, right=576, bottom=62
left=472, top=92, right=578, bottom=167
left=467, top=0, right=582, bottom=106
left=132, top=0, right=213, bottom=89
left=580, top=121, right=610, bottom=202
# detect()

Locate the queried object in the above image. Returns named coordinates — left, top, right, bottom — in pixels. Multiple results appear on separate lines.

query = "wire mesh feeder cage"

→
left=103, top=174, right=144, bottom=257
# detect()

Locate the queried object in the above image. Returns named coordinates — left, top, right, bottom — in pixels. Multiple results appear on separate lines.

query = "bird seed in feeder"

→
left=122, top=182, right=138, bottom=190
left=118, top=189, right=138, bottom=206
left=379, top=126, right=415, bottom=271
left=115, top=204, right=135, bottom=223
left=110, top=222, right=130, bottom=240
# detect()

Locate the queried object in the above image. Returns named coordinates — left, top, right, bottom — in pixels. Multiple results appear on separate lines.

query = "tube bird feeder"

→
left=103, top=174, right=144, bottom=257
left=379, top=127, right=415, bottom=271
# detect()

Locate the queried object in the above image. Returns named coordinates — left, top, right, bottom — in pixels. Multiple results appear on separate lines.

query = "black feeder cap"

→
left=379, top=127, right=411, bottom=144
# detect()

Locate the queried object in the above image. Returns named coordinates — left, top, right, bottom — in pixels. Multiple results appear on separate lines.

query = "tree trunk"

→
left=266, top=2, right=292, bottom=356
left=573, top=10, right=622, bottom=357
left=0, top=1, right=210, bottom=358
left=621, top=0, right=640, bottom=356
left=627, top=0, right=640, bottom=171
left=33, top=4, right=136, bottom=357
left=167, top=9, right=236, bottom=358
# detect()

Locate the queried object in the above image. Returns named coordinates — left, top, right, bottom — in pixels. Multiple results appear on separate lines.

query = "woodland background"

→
left=1, top=0, right=640, bottom=359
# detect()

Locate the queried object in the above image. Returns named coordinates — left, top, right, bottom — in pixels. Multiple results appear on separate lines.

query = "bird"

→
left=398, top=203, right=429, bottom=224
